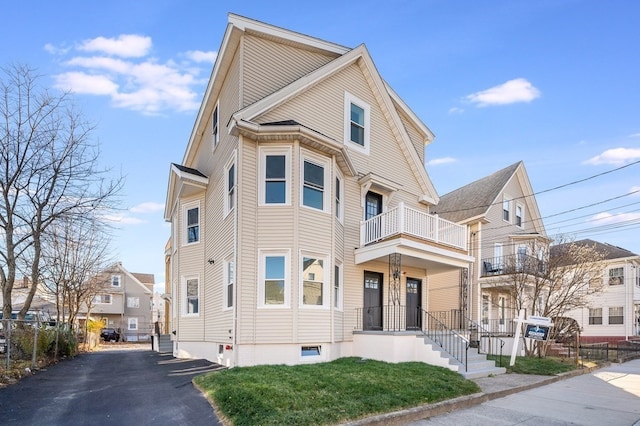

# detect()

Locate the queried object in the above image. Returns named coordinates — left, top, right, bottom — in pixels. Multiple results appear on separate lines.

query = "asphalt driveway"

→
left=0, top=345, right=223, bottom=425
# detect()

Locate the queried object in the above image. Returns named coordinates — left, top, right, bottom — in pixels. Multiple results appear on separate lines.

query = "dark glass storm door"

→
left=406, top=278, right=422, bottom=329
left=363, top=271, right=383, bottom=330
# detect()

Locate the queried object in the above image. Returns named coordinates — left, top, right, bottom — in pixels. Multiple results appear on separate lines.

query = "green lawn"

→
left=194, top=357, right=480, bottom=425
left=487, top=355, right=577, bottom=375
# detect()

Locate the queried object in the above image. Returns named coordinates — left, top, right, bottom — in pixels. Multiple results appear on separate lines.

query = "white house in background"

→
left=557, top=239, right=640, bottom=344
left=164, top=14, right=504, bottom=377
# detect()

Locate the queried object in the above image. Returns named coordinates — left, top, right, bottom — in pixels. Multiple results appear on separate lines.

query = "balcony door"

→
left=363, top=271, right=383, bottom=330
left=365, top=191, right=382, bottom=219
left=406, top=278, right=422, bottom=330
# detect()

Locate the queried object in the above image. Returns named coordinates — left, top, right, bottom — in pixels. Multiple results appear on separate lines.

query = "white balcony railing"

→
left=360, top=202, right=467, bottom=250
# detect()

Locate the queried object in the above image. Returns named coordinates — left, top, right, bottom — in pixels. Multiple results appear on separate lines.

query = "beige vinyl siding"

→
left=177, top=195, right=206, bottom=341
left=237, top=137, right=258, bottom=343
left=256, top=63, right=426, bottom=206
left=427, top=270, right=460, bottom=312
left=242, top=35, right=339, bottom=107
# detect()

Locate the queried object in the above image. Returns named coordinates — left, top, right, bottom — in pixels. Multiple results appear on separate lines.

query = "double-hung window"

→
left=112, top=275, right=121, bottom=287
left=127, top=297, right=139, bottom=308
left=301, top=151, right=330, bottom=213
left=301, top=254, right=328, bottom=308
left=183, top=202, right=200, bottom=244
left=334, top=261, right=342, bottom=310
left=184, top=276, right=199, bottom=315
left=609, top=267, right=624, bottom=285
left=515, top=204, right=524, bottom=227
left=260, top=147, right=290, bottom=205
left=609, top=306, right=624, bottom=324
left=589, top=308, right=602, bottom=325
left=225, top=259, right=234, bottom=309
left=128, top=317, right=138, bottom=330
left=344, top=92, right=370, bottom=153
left=225, top=157, right=236, bottom=216
left=335, top=174, right=343, bottom=221
left=212, top=103, right=219, bottom=147
left=502, top=197, right=510, bottom=222
left=259, top=250, right=289, bottom=307
left=95, top=294, right=111, bottom=304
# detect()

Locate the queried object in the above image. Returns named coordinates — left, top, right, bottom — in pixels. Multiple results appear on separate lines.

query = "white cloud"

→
left=426, top=157, right=457, bottom=166
left=48, top=34, right=212, bottom=114
left=130, top=202, right=165, bottom=214
left=629, top=133, right=640, bottom=138
left=54, top=72, right=118, bottom=95
left=102, top=214, right=146, bottom=225
left=583, top=147, right=640, bottom=165
left=591, top=211, right=640, bottom=224
left=466, top=78, right=541, bottom=107
left=185, top=50, right=217, bottom=63
left=630, top=186, right=640, bottom=196
left=78, top=35, right=152, bottom=58
left=448, top=107, right=464, bottom=115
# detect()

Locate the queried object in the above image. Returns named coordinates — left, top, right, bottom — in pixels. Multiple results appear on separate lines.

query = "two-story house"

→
left=164, top=14, right=505, bottom=377
left=91, top=262, right=154, bottom=342
left=429, top=162, right=550, bottom=353
left=557, top=239, right=640, bottom=344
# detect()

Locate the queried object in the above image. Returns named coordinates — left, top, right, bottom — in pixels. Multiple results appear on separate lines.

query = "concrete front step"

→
left=460, top=365, right=507, bottom=379
left=157, top=334, right=173, bottom=353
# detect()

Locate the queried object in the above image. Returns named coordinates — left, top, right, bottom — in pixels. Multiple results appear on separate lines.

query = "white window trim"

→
left=96, top=294, right=112, bottom=304
left=259, top=146, right=291, bottom=206
left=127, top=297, right=140, bottom=309
left=224, top=153, right=236, bottom=218
left=182, top=200, right=201, bottom=246
left=128, top=317, right=138, bottom=330
left=300, top=149, right=331, bottom=213
left=344, top=92, right=370, bottom=154
left=258, top=249, right=290, bottom=308
left=335, top=169, right=344, bottom=223
left=111, top=275, right=121, bottom=287
left=212, top=101, right=220, bottom=149
left=182, top=275, right=200, bottom=317
left=515, top=203, right=524, bottom=228
left=334, top=260, right=343, bottom=311
left=299, top=251, right=330, bottom=309
left=223, top=257, right=235, bottom=310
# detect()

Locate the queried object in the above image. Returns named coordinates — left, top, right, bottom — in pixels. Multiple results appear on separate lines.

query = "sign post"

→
left=510, top=311, right=553, bottom=366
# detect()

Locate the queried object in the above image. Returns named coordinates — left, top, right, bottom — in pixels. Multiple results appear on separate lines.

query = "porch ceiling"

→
left=354, top=237, right=473, bottom=274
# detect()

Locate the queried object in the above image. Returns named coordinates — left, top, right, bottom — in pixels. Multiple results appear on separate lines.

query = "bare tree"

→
left=0, top=63, right=123, bottom=322
left=491, top=237, right=606, bottom=357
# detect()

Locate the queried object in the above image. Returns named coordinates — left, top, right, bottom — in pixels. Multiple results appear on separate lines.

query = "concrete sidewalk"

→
left=345, top=364, right=602, bottom=425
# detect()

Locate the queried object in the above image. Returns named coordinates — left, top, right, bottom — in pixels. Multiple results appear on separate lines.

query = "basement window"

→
left=301, top=345, right=321, bottom=357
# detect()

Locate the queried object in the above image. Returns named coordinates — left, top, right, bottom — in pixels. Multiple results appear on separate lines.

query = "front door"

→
left=406, top=278, right=422, bottom=329
left=363, top=271, right=383, bottom=330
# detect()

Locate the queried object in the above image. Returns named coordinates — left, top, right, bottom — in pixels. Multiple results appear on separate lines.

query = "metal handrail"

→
left=422, top=309, right=469, bottom=371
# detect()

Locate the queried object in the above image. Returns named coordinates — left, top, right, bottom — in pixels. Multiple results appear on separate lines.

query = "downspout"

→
left=233, top=145, right=239, bottom=368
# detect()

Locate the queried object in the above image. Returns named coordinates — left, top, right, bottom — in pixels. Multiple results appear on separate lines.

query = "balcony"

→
left=481, top=254, right=547, bottom=278
left=360, top=202, right=467, bottom=250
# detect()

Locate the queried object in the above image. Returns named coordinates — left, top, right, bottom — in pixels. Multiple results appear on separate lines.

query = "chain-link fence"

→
left=1, top=319, right=81, bottom=371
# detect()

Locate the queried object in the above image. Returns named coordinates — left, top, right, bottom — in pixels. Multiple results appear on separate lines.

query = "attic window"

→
left=344, top=92, right=370, bottom=154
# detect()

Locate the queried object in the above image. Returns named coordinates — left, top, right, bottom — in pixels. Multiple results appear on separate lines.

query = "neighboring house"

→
left=557, top=239, right=640, bottom=344
left=90, top=263, right=154, bottom=342
left=429, top=162, right=550, bottom=351
left=164, top=14, right=506, bottom=377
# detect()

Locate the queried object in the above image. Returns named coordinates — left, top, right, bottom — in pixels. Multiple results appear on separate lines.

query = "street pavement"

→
left=0, top=344, right=223, bottom=425
left=406, top=359, right=640, bottom=426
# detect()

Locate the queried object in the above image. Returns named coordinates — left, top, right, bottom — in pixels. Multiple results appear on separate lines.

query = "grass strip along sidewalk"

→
left=194, top=357, right=480, bottom=425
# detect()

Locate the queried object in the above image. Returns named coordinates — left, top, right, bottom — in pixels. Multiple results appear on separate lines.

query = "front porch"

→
left=352, top=306, right=507, bottom=378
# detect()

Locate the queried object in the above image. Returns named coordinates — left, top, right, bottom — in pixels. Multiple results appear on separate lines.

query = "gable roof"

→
left=164, top=163, right=209, bottom=220
left=228, top=41, right=438, bottom=204
left=109, top=263, right=153, bottom=295
left=434, top=162, right=521, bottom=223
left=551, top=239, right=638, bottom=261
left=183, top=14, right=439, bottom=205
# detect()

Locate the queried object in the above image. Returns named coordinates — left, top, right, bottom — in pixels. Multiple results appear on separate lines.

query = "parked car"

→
left=100, top=328, right=121, bottom=342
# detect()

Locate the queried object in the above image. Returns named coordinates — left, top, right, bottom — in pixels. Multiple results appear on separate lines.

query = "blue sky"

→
left=2, top=1, right=639, bottom=291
